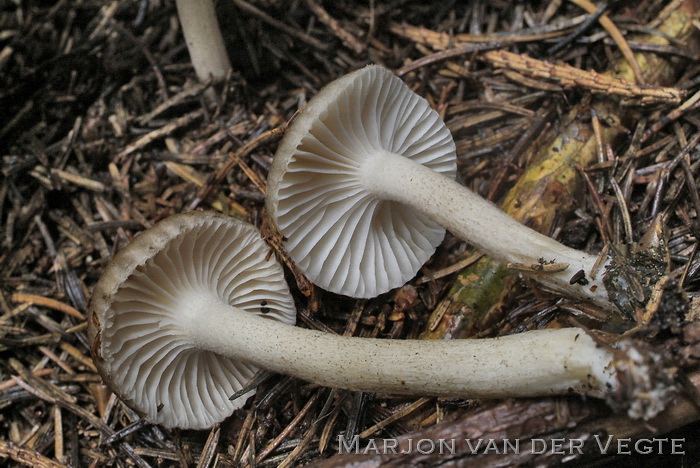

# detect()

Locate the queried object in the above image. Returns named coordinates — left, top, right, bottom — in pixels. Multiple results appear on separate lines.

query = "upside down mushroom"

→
left=266, top=65, right=621, bottom=310
left=88, top=212, right=673, bottom=429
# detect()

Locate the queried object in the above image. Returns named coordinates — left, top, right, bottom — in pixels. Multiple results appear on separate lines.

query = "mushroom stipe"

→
left=88, top=212, right=675, bottom=430
left=175, top=0, right=231, bottom=84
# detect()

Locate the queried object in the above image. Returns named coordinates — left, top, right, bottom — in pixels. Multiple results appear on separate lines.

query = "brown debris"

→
left=483, top=50, right=683, bottom=104
left=2, top=0, right=700, bottom=467
left=302, top=0, right=365, bottom=55
left=568, top=0, right=646, bottom=84
left=312, top=372, right=700, bottom=468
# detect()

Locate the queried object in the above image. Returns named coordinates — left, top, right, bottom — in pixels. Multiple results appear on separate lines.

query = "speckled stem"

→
left=184, top=292, right=616, bottom=399
left=362, top=150, right=613, bottom=309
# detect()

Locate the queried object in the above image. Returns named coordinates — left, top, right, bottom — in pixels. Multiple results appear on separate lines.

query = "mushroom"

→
left=266, top=64, right=614, bottom=308
left=89, top=212, right=670, bottom=429
left=175, top=0, right=232, bottom=83
left=89, top=212, right=296, bottom=429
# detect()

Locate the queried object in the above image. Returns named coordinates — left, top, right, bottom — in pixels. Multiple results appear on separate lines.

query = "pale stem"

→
left=361, top=151, right=613, bottom=309
left=184, top=292, right=616, bottom=399
left=175, top=0, right=232, bottom=82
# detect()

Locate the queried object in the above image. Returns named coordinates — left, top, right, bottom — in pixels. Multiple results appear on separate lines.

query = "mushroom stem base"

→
left=361, top=150, right=613, bottom=309
left=175, top=0, right=232, bottom=83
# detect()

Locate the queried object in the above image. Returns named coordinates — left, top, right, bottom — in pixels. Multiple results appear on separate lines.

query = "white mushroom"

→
left=175, top=0, right=231, bottom=83
left=266, top=65, right=613, bottom=308
left=88, top=212, right=669, bottom=429
left=89, top=212, right=296, bottom=429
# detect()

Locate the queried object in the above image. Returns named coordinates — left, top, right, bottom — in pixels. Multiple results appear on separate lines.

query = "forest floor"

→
left=2, top=0, right=700, bottom=466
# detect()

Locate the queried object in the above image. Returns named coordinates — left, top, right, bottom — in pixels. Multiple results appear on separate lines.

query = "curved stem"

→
left=185, top=292, right=616, bottom=399
left=175, top=0, right=232, bottom=82
left=361, top=151, right=612, bottom=309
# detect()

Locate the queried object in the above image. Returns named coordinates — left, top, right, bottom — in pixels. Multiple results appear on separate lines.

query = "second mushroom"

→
left=266, top=65, right=627, bottom=311
left=88, top=212, right=672, bottom=429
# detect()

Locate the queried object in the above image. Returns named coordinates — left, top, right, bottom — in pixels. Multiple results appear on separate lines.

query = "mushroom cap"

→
left=266, top=65, right=456, bottom=298
left=88, top=212, right=296, bottom=429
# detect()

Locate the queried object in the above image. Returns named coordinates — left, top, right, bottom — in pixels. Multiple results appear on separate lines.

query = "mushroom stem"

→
left=361, top=150, right=612, bottom=309
left=175, top=0, right=232, bottom=83
left=183, top=291, right=615, bottom=398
